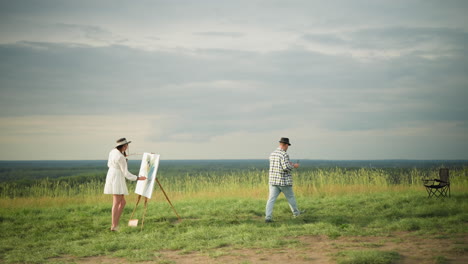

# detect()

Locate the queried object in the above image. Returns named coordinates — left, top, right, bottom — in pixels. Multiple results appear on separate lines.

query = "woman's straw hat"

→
left=115, top=137, right=131, bottom=147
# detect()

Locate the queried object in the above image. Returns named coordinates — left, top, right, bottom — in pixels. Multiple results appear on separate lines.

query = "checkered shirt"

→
left=269, top=148, right=294, bottom=186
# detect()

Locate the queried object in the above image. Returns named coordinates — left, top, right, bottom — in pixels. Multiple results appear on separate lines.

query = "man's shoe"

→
left=265, top=219, right=274, bottom=223
left=293, top=209, right=306, bottom=218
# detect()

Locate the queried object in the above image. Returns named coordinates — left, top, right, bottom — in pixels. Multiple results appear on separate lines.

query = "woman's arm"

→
left=117, top=155, right=138, bottom=181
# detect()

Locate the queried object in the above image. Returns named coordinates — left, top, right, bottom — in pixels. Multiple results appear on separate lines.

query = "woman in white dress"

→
left=104, top=138, right=146, bottom=231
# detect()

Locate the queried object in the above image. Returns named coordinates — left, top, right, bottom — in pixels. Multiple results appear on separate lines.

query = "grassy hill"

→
left=0, top=160, right=467, bottom=263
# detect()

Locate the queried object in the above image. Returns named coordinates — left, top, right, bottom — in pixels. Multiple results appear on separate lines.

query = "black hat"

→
left=279, top=137, right=291, bottom=146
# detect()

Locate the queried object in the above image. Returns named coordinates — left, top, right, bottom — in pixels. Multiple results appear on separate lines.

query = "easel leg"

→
left=156, top=178, right=181, bottom=221
left=130, top=195, right=141, bottom=220
left=141, top=197, right=148, bottom=230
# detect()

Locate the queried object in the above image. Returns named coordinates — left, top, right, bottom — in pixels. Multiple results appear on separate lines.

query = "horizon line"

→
left=1, top=159, right=468, bottom=162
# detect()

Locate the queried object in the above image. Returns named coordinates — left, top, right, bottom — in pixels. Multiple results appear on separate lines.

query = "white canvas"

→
left=135, top=153, right=160, bottom=199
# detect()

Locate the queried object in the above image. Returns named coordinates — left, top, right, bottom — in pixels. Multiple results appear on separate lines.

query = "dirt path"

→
left=53, top=233, right=467, bottom=264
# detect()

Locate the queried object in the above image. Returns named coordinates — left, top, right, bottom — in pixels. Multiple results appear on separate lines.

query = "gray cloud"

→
left=0, top=1, right=467, bottom=158
left=54, top=23, right=127, bottom=44
left=302, top=27, right=468, bottom=55
left=194, top=32, right=245, bottom=38
left=303, top=34, right=348, bottom=46
left=2, top=38, right=466, bottom=142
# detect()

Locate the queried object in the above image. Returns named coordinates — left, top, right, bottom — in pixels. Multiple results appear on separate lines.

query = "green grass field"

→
left=0, top=163, right=467, bottom=263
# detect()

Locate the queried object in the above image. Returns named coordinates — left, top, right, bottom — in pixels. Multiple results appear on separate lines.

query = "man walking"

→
left=265, top=137, right=304, bottom=222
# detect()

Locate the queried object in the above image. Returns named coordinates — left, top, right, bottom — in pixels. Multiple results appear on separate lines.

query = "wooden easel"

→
left=129, top=178, right=181, bottom=230
left=156, top=178, right=181, bottom=221
left=128, top=195, right=148, bottom=230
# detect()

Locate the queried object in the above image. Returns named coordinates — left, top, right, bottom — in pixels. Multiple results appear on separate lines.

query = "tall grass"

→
left=1, top=164, right=467, bottom=263
left=1, top=167, right=467, bottom=199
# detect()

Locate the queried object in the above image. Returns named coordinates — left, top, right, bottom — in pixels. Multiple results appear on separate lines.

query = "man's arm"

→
left=281, top=153, right=295, bottom=171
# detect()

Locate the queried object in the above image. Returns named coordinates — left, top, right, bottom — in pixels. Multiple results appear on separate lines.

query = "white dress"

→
left=104, top=149, right=138, bottom=195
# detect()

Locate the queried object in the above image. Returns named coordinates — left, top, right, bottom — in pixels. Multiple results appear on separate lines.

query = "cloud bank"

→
left=0, top=0, right=467, bottom=159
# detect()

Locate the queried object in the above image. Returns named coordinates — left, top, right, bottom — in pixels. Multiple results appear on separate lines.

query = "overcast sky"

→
left=1, top=0, right=467, bottom=160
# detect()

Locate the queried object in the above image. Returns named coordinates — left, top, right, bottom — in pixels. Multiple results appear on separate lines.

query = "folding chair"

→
left=423, top=168, right=450, bottom=198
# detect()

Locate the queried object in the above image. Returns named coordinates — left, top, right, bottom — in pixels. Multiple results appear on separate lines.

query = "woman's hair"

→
left=116, top=144, right=128, bottom=157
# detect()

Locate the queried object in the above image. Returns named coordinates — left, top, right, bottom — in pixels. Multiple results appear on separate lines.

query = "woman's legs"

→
left=117, top=196, right=126, bottom=223
left=112, top=195, right=126, bottom=230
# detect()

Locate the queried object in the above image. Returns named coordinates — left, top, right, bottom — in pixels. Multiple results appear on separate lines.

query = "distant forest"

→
left=0, top=159, right=467, bottom=183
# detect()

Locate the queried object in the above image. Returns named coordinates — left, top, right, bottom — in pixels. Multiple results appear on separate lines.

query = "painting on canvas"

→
left=135, top=153, right=160, bottom=199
